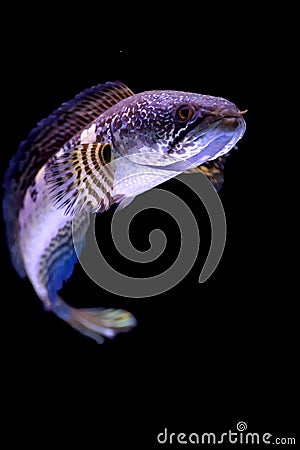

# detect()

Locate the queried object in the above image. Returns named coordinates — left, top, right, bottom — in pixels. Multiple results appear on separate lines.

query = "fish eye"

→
left=176, top=104, right=195, bottom=122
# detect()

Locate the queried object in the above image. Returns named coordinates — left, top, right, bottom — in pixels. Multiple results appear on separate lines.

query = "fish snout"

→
left=212, top=105, right=244, bottom=118
left=221, top=116, right=243, bottom=131
left=212, top=106, right=247, bottom=133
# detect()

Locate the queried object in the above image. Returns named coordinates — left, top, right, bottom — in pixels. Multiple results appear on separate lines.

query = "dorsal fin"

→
left=3, top=81, right=134, bottom=276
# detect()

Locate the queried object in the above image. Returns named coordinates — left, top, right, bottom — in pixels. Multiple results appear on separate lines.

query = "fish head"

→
left=109, top=90, right=246, bottom=169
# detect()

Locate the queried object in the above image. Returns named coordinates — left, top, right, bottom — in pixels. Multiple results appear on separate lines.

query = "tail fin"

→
left=52, top=297, right=136, bottom=344
left=39, top=213, right=136, bottom=344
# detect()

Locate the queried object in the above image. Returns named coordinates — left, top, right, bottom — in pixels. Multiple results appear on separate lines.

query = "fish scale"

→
left=3, top=81, right=246, bottom=344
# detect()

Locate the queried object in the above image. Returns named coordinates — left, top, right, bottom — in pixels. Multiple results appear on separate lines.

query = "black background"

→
left=1, top=7, right=296, bottom=448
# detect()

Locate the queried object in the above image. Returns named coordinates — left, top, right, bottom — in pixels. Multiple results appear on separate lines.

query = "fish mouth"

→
left=188, top=114, right=246, bottom=151
left=159, top=112, right=246, bottom=171
left=172, top=109, right=245, bottom=149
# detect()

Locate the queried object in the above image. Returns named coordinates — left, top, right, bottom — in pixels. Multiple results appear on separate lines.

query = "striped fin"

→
left=44, top=142, right=115, bottom=215
left=186, top=155, right=228, bottom=191
left=39, top=213, right=136, bottom=344
left=61, top=306, right=137, bottom=344
left=3, top=81, right=133, bottom=276
left=39, top=213, right=90, bottom=301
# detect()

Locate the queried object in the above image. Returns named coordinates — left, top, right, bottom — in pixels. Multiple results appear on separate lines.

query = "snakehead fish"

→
left=3, top=81, right=246, bottom=344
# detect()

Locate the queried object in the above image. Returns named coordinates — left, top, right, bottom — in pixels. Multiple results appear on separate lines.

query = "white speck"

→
left=80, top=123, right=97, bottom=144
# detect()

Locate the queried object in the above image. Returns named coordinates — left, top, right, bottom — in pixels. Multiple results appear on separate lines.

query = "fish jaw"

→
left=180, top=114, right=246, bottom=167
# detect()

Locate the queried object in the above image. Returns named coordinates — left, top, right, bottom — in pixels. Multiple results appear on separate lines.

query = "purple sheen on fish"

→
left=2, top=81, right=246, bottom=344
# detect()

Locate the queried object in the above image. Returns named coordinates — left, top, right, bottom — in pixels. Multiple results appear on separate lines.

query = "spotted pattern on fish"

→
left=3, top=80, right=246, bottom=344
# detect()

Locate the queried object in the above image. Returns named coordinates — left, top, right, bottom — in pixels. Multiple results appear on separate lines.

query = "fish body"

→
left=3, top=81, right=246, bottom=343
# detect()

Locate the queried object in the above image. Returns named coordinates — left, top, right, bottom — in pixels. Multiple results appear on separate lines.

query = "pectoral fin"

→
left=115, top=195, right=137, bottom=210
left=185, top=155, right=228, bottom=191
left=44, top=142, right=115, bottom=215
